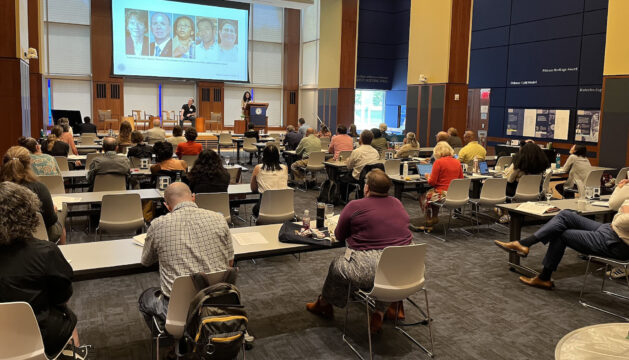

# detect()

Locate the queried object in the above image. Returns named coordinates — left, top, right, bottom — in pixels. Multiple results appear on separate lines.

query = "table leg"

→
left=394, top=182, right=403, bottom=200
left=507, top=213, right=538, bottom=277
left=236, top=142, right=241, bottom=163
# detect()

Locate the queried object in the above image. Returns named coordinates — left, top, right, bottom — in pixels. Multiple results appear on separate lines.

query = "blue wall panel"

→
left=469, top=47, right=509, bottom=88
left=507, top=38, right=581, bottom=87
left=472, top=0, right=511, bottom=30
left=471, top=27, right=510, bottom=49
left=509, top=14, right=582, bottom=44
left=510, top=0, right=584, bottom=23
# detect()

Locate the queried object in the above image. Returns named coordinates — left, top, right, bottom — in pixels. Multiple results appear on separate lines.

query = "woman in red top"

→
left=414, top=141, right=463, bottom=231
left=175, top=127, right=203, bottom=158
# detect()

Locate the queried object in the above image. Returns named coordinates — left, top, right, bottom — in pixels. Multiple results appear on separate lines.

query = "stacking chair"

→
left=299, top=151, right=326, bottom=191
left=495, top=156, right=513, bottom=169
left=320, top=137, right=331, bottom=151
left=227, top=167, right=242, bottom=184
left=470, top=178, right=507, bottom=232
left=218, top=133, right=234, bottom=155
left=616, top=167, right=628, bottom=186
left=253, top=189, right=295, bottom=225
left=342, top=244, right=434, bottom=360
left=347, top=163, right=386, bottom=201
left=96, top=193, right=144, bottom=240
left=243, top=137, right=259, bottom=164
left=206, top=112, right=222, bottom=131
left=181, top=154, right=199, bottom=167
left=579, top=255, right=629, bottom=321
left=129, top=157, right=143, bottom=168
left=152, top=271, right=231, bottom=360
left=39, top=175, right=66, bottom=194
left=339, top=150, right=353, bottom=160
left=93, top=174, right=127, bottom=192
left=79, top=134, right=97, bottom=145
left=585, top=169, right=605, bottom=188
left=509, top=174, right=542, bottom=202
left=85, top=153, right=103, bottom=170
left=268, top=133, right=282, bottom=141
left=540, top=168, right=553, bottom=199
left=0, top=302, right=74, bottom=360
left=33, top=212, right=49, bottom=241
left=196, top=192, right=232, bottom=225
left=428, top=178, right=472, bottom=241
left=54, top=156, right=70, bottom=172
left=384, top=159, right=401, bottom=176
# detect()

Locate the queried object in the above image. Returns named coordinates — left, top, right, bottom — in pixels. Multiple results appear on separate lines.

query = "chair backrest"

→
left=384, top=159, right=401, bottom=176
left=306, top=151, right=326, bottom=167
left=496, top=156, right=513, bottom=169
left=182, top=155, right=199, bottom=167
left=80, top=135, right=96, bottom=145
left=444, top=178, right=471, bottom=208
left=339, top=150, right=352, bottom=159
left=93, top=174, right=127, bottom=192
left=320, top=137, right=331, bottom=150
left=541, top=169, right=552, bottom=195
left=513, top=174, right=542, bottom=202
left=617, top=167, right=629, bottom=185
left=268, top=133, right=282, bottom=141
left=165, top=271, right=227, bottom=338
left=98, top=109, right=112, bottom=122
left=257, top=189, right=295, bottom=225
left=478, top=178, right=507, bottom=205
left=358, top=162, right=385, bottom=182
left=243, top=137, right=257, bottom=150
left=195, top=192, right=231, bottom=223
left=227, top=167, right=241, bottom=184
left=33, top=212, right=48, bottom=241
left=129, top=157, right=143, bottom=168
left=54, top=156, right=70, bottom=172
left=39, top=175, right=65, bottom=194
left=86, top=152, right=103, bottom=170
left=369, top=244, right=427, bottom=302
left=210, top=112, right=222, bottom=122
left=99, top=193, right=144, bottom=233
left=219, top=133, right=233, bottom=145
left=585, top=169, right=605, bottom=188
left=0, top=302, right=47, bottom=360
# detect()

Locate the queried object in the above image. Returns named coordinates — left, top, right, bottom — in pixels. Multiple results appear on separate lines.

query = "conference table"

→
left=59, top=222, right=342, bottom=281
left=496, top=198, right=615, bottom=276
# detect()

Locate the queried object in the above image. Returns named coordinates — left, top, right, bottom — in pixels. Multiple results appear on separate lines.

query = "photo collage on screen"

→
left=124, top=8, right=239, bottom=62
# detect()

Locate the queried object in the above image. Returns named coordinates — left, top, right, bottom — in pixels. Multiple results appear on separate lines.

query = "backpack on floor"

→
left=177, top=272, right=247, bottom=360
left=317, top=179, right=340, bottom=205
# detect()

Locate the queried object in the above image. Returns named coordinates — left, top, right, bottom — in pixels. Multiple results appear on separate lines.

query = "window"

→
left=354, top=90, right=385, bottom=131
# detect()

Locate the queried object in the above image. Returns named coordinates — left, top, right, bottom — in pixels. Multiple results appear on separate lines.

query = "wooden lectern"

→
left=244, top=102, right=269, bottom=132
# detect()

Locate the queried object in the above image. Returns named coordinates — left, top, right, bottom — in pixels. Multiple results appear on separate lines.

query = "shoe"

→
left=409, top=224, right=432, bottom=232
left=499, top=214, right=511, bottom=224
left=59, top=345, right=90, bottom=360
left=370, top=312, right=384, bottom=334
left=306, top=296, right=334, bottom=319
left=607, top=266, right=628, bottom=279
left=384, top=301, right=405, bottom=321
left=494, top=240, right=529, bottom=257
left=244, top=331, right=255, bottom=350
left=519, top=275, right=554, bottom=290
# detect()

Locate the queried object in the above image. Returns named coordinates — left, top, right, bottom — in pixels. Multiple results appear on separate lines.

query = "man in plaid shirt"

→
left=138, top=182, right=234, bottom=333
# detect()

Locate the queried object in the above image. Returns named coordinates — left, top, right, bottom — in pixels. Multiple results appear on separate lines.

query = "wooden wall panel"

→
left=0, top=59, right=25, bottom=153
left=283, top=9, right=300, bottom=128
left=448, top=0, right=472, bottom=84
left=197, top=81, right=224, bottom=129
left=0, top=1, right=17, bottom=58
left=444, top=84, right=468, bottom=135
left=339, top=0, right=357, bottom=89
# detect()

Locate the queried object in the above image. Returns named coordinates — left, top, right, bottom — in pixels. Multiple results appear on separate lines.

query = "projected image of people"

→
left=149, top=12, right=172, bottom=57
left=173, top=15, right=195, bottom=59
left=195, top=17, right=218, bottom=61
left=217, top=19, right=238, bottom=62
left=125, top=9, right=149, bottom=56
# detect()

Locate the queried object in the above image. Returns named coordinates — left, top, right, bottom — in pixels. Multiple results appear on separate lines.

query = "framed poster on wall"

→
left=575, top=110, right=600, bottom=142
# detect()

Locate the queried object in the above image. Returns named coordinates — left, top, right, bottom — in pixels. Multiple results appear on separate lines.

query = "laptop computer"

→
left=478, top=161, right=489, bottom=175
left=417, top=164, right=433, bottom=176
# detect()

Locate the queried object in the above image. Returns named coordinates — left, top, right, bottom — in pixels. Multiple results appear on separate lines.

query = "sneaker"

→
left=606, top=266, right=628, bottom=279
left=59, top=345, right=90, bottom=360
left=244, top=331, right=255, bottom=350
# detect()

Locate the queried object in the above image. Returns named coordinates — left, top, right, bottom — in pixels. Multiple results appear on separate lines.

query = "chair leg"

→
left=342, top=283, right=367, bottom=360
left=579, top=258, right=629, bottom=321
left=394, top=291, right=435, bottom=358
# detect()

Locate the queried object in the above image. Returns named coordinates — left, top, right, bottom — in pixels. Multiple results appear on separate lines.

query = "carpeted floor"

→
left=66, top=156, right=628, bottom=359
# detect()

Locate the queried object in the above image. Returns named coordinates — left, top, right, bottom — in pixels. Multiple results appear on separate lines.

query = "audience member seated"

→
left=187, top=149, right=230, bottom=193
left=318, top=125, right=331, bottom=139
left=457, top=130, right=486, bottom=164
left=151, top=141, right=188, bottom=175
left=379, top=123, right=391, bottom=141
left=328, top=125, right=353, bottom=160
left=176, top=127, right=203, bottom=158
left=447, top=127, right=463, bottom=148
left=138, top=182, right=234, bottom=333
left=298, top=117, right=308, bottom=136
left=395, top=132, right=420, bottom=159
left=42, top=125, right=70, bottom=157
left=0, top=181, right=88, bottom=359
left=495, top=179, right=629, bottom=289
left=348, top=124, right=358, bottom=139
left=291, top=128, right=322, bottom=184
left=505, top=142, right=550, bottom=197
left=117, top=120, right=133, bottom=153
left=127, top=130, right=154, bottom=159
left=436, top=131, right=449, bottom=143
left=78, top=116, right=97, bottom=134
left=166, top=125, right=186, bottom=148
left=339, top=129, right=380, bottom=200
left=58, top=118, right=78, bottom=156
left=306, top=169, right=412, bottom=333
left=283, top=125, right=302, bottom=151
left=251, top=144, right=288, bottom=216
left=370, top=128, right=388, bottom=156
left=87, top=137, right=131, bottom=188
left=1, top=146, right=67, bottom=245
left=555, top=144, right=591, bottom=198
left=411, top=141, right=463, bottom=232
left=18, top=136, right=61, bottom=176
left=144, top=119, right=166, bottom=144
left=244, top=123, right=260, bottom=164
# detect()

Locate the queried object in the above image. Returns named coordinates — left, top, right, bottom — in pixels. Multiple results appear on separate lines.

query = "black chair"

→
left=348, top=162, right=386, bottom=200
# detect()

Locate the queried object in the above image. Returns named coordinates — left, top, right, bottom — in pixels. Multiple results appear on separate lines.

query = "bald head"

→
left=164, top=182, right=193, bottom=209
left=464, top=130, right=475, bottom=143
left=306, top=128, right=315, bottom=136
left=436, top=131, right=449, bottom=142
left=153, top=119, right=161, bottom=127
left=102, top=136, right=117, bottom=152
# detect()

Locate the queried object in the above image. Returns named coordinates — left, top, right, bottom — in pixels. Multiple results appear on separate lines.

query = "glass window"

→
left=354, top=90, right=385, bottom=131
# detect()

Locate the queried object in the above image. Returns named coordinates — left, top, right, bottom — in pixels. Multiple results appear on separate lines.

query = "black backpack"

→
left=317, top=179, right=340, bottom=205
left=177, top=272, right=248, bottom=360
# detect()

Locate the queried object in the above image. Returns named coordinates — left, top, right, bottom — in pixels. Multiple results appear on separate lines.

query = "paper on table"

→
left=517, top=202, right=554, bottom=216
left=67, top=155, right=83, bottom=160
left=591, top=201, right=609, bottom=208
left=133, top=233, right=147, bottom=247
left=52, top=196, right=81, bottom=209
left=233, top=232, right=268, bottom=246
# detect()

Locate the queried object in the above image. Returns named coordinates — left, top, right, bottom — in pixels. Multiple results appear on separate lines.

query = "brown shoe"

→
left=519, top=275, right=554, bottom=290
left=494, top=240, right=529, bottom=257
left=370, top=312, right=384, bottom=334
left=384, top=301, right=405, bottom=321
left=306, top=296, right=334, bottom=319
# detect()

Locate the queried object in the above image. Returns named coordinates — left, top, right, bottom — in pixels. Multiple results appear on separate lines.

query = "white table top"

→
left=54, top=189, right=162, bottom=205
left=61, top=168, right=152, bottom=179
left=555, top=323, right=629, bottom=360
left=497, top=199, right=614, bottom=218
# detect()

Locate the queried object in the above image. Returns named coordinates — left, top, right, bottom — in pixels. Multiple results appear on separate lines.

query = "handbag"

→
left=278, top=221, right=334, bottom=247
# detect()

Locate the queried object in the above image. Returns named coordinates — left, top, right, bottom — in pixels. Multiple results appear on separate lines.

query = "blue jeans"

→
left=524, top=210, right=629, bottom=271
left=138, top=287, right=170, bottom=335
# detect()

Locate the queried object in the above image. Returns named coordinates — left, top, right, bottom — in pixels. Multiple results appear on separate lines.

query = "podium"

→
left=244, top=102, right=269, bottom=132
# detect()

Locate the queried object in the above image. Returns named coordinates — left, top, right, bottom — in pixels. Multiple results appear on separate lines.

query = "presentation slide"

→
left=111, top=0, right=249, bottom=82
left=575, top=110, right=600, bottom=142
left=506, top=108, right=570, bottom=140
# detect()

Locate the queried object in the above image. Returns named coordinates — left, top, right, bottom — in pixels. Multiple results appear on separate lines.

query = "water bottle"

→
left=473, top=157, right=479, bottom=174
left=403, top=162, right=409, bottom=177
left=555, top=153, right=561, bottom=169
left=302, top=210, right=310, bottom=230
left=175, top=172, right=182, bottom=183
left=39, top=128, right=44, bottom=138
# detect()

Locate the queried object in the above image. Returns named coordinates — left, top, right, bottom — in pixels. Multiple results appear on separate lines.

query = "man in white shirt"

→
left=149, top=12, right=172, bottom=57
left=195, top=17, right=218, bottom=61
left=339, top=129, right=380, bottom=199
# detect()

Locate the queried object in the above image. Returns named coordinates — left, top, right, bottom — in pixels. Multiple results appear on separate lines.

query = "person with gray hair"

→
left=144, top=118, right=166, bottom=143
left=0, top=181, right=89, bottom=359
left=283, top=124, right=303, bottom=151
left=138, top=182, right=234, bottom=334
left=87, top=136, right=131, bottom=189
left=179, top=97, right=196, bottom=127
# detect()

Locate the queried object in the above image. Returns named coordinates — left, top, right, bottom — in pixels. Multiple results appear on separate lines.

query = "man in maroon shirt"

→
left=306, top=169, right=412, bottom=333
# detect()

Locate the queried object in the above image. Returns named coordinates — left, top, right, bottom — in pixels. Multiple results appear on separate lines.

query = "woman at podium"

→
left=241, top=91, right=252, bottom=116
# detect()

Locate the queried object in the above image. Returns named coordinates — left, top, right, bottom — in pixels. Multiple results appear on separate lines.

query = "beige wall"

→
left=604, top=0, right=629, bottom=75
left=317, top=0, right=342, bottom=88
left=407, top=0, right=453, bottom=84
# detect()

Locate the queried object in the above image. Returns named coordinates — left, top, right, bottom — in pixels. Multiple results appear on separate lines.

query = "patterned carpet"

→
left=66, top=158, right=628, bottom=359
